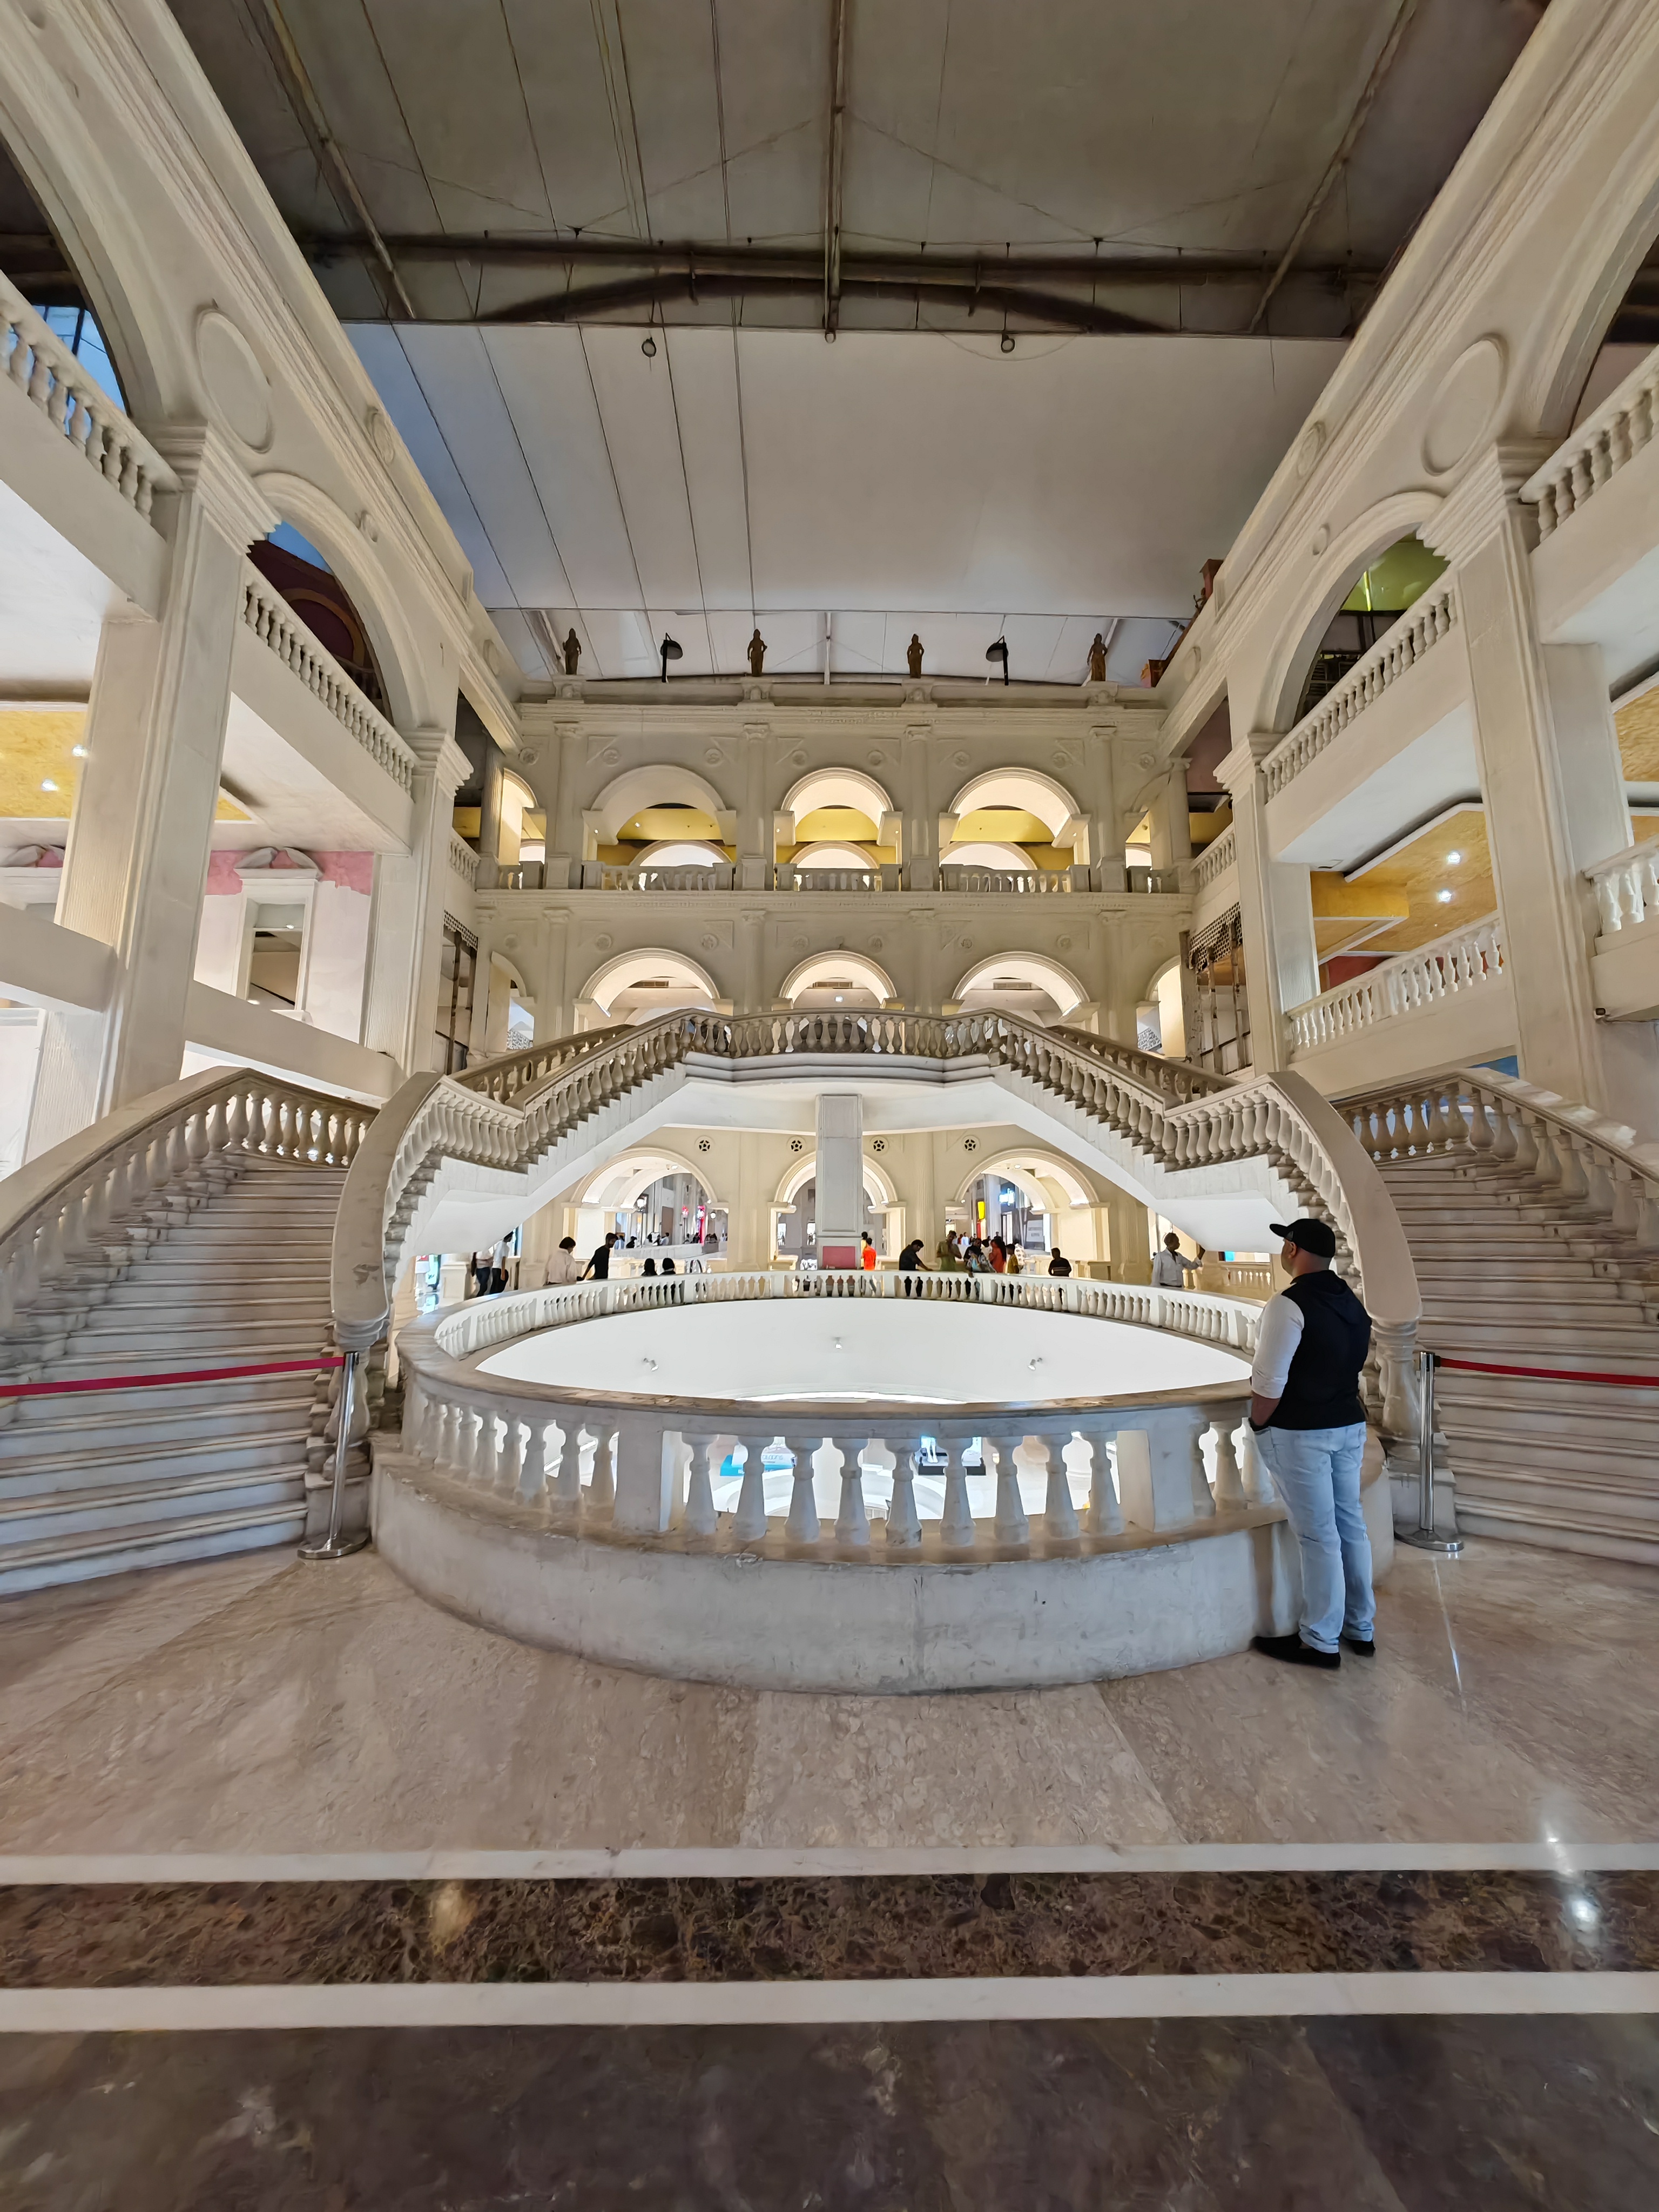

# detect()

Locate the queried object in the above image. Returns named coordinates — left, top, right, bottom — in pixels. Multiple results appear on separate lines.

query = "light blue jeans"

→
left=1254, top=1422, right=1374, bottom=1654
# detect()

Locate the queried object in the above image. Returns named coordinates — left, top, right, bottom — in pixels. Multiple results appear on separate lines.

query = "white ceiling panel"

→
left=583, top=329, right=709, bottom=611
left=480, top=329, right=641, bottom=608
left=397, top=327, right=575, bottom=607
left=663, top=331, right=754, bottom=612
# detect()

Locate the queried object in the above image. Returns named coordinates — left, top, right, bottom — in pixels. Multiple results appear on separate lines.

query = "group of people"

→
left=925, top=1230, right=1072, bottom=1279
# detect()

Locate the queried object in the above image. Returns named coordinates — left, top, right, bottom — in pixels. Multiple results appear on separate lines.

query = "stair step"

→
left=0, top=1465, right=308, bottom=1546
left=0, top=1426, right=312, bottom=1498
left=0, top=1391, right=315, bottom=1457
left=0, top=1498, right=307, bottom=1596
left=4, top=1375, right=323, bottom=1420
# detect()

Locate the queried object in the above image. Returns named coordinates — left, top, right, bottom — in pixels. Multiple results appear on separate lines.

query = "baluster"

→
left=784, top=1435, right=822, bottom=1541
left=549, top=1421, right=582, bottom=1516
left=501, top=1413, right=527, bottom=1494
left=1209, top=1407, right=1247, bottom=1508
left=886, top=1449, right=922, bottom=1549
left=731, top=1435, right=770, bottom=1542
left=1078, top=1423, right=1123, bottom=1534
left=988, top=1433, right=1029, bottom=1545
left=587, top=1427, right=616, bottom=1511
left=833, top=1437, right=871, bottom=1547
left=682, top=1434, right=718, bottom=1537
left=1036, top=1432, right=1080, bottom=1541
left=937, top=1435, right=975, bottom=1547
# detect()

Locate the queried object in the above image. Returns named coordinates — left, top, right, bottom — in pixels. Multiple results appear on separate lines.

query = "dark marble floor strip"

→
left=5, top=2018, right=1659, bottom=2211
left=3, top=1870, right=1656, bottom=1988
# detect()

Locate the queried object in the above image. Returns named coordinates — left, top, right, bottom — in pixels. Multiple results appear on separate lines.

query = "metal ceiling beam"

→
left=824, top=0, right=848, bottom=338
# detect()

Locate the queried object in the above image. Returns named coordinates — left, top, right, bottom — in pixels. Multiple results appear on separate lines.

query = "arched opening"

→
left=1279, top=533, right=1448, bottom=732
left=247, top=522, right=392, bottom=714
left=780, top=768, right=892, bottom=834
left=779, top=951, right=896, bottom=1009
left=581, top=1151, right=726, bottom=1259
left=581, top=948, right=721, bottom=1026
left=953, top=952, right=1086, bottom=1025
left=945, top=769, right=1081, bottom=871
left=635, top=839, right=728, bottom=870
left=792, top=842, right=880, bottom=872
left=587, top=767, right=730, bottom=864
left=773, top=1152, right=897, bottom=1264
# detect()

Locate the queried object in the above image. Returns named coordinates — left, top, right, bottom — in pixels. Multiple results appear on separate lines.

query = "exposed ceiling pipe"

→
left=245, top=0, right=416, bottom=320
left=824, top=0, right=848, bottom=339
left=1247, top=0, right=1422, bottom=335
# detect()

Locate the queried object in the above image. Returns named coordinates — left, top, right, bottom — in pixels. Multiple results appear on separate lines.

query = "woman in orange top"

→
left=989, top=1237, right=1007, bottom=1274
left=860, top=1234, right=878, bottom=1271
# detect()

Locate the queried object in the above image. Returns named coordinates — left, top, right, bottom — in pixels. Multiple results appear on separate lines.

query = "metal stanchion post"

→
left=299, top=1348, right=372, bottom=1561
left=1400, top=1346, right=1462, bottom=1555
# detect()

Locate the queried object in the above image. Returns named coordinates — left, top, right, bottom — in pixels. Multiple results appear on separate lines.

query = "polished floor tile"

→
left=0, top=1537, right=1653, bottom=1854
left=2, top=2018, right=1657, bottom=2209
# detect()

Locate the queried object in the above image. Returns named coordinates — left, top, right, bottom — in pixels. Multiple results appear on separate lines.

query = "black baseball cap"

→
left=1269, top=1217, right=1337, bottom=1259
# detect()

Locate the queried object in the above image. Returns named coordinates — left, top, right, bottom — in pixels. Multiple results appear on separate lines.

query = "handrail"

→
left=0, top=1065, right=372, bottom=1343
left=1261, top=585, right=1459, bottom=801
left=1191, top=825, right=1236, bottom=892
left=1584, top=838, right=1659, bottom=935
left=333, top=1009, right=1420, bottom=1454
left=1, top=271, right=174, bottom=521
left=1343, top=1065, right=1659, bottom=1240
left=239, top=559, right=417, bottom=795
left=1524, top=340, right=1659, bottom=538
left=448, top=830, right=480, bottom=886
left=1285, top=913, right=1505, bottom=1053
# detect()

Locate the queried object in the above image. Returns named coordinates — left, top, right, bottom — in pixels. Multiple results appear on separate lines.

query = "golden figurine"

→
left=907, top=633, right=925, bottom=677
left=1088, top=632, right=1108, bottom=683
left=562, top=628, right=581, bottom=676
left=747, top=628, right=766, bottom=676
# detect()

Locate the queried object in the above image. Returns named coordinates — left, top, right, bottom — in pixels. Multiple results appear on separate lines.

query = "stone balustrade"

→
left=777, top=864, right=888, bottom=892
left=448, top=830, right=480, bottom=887
left=1, top=271, right=174, bottom=522
left=536, top=861, right=1180, bottom=895
left=1286, top=914, right=1503, bottom=1055
left=1585, top=838, right=1659, bottom=936
left=239, top=561, right=417, bottom=795
left=1262, top=586, right=1459, bottom=801
left=586, top=861, right=737, bottom=890
left=0, top=1067, right=369, bottom=1355
left=1344, top=1065, right=1659, bottom=1247
left=1191, top=825, right=1236, bottom=892
left=396, top=1274, right=1265, bottom=1559
left=1525, top=341, right=1659, bottom=538
left=937, top=866, right=1075, bottom=894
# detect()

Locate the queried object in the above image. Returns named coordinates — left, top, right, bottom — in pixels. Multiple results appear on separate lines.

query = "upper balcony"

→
left=495, top=857, right=1185, bottom=897
left=1526, top=343, right=1659, bottom=690
left=1260, top=585, right=1472, bottom=867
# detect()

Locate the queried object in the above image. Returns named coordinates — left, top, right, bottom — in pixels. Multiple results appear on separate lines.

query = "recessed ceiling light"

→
left=1435, top=888, right=1453, bottom=903
left=40, top=779, right=57, bottom=792
left=71, top=744, right=86, bottom=758
left=1446, top=849, right=1462, bottom=864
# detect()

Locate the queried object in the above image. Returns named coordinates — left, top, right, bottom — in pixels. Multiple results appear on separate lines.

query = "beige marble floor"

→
left=0, top=1537, right=1653, bottom=1853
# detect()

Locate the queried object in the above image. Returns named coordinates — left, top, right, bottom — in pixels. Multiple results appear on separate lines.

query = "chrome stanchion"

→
left=1400, top=1347, right=1462, bottom=1555
left=299, top=1348, right=372, bottom=1561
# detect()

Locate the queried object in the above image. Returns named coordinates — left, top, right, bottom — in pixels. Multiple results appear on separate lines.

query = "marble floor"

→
left=3, top=2017, right=1658, bottom=2209
left=0, top=1536, right=1654, bottom=1853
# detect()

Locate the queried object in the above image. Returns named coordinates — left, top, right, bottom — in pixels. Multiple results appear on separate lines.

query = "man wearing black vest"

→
left=1248, top=1217, right=1375, bottom=1670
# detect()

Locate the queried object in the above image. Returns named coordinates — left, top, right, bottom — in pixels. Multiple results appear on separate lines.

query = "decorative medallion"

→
left=519, top=749, right=538, bottom=767
left=366, top=406, right=396, bottom=467
left=700, top=934, right=718, bottom=952
left=953, top=751, right=970, bottom=768
left=1422, top=335, right=1506, bottom=477
left=1311, top=524, right=1331, bottom=557
left=698, top=1138, right=711, bottom=1153
left=1296, top=421, right=1326, bottom=480
left=195, top=308, right=272, bottom=454
left=705, top=748, right=724, bottom=767
left=1056, top=935, right=1073, bottom=952
left=791, top=1138, right=804, bottom=1154
left=872, top=1138, right=886, bottom=1153
left=594, top=934, right=613, bottom=953
left=963, top=1138, right=977, bottom=1152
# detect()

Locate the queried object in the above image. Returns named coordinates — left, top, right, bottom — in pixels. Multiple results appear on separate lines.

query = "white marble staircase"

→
left=1363, top=1087, right=1659, bottom=1567
left=0, top=1077, right=368, bottom=1596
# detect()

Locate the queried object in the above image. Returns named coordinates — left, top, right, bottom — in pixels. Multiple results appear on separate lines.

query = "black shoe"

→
left=1251, top=1632, right=1340, bottom=1670
left=1341, top=1633, right=1376, bottom=1656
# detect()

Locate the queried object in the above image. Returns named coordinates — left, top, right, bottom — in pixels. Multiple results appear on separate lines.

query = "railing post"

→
left=1400, top=1350, right=1462, bottom=1554
left=299, top=1350, right=371, bottom=1561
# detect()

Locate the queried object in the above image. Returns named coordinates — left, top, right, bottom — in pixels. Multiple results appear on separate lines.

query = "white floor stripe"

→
left=0, top=1843, right=1656, bottom=1883
left=0, top=1974, right=1655, bottom=2031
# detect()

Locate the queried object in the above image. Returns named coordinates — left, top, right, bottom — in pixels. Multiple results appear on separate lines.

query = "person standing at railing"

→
left=1247, top=1217, right=1375, bottom=1673
left=548, top=1237, right=582, bottom=1286
left=898, top=1238, right=928, bottom=1296
left=1047, top=1247, right=1072, bottom=1278
left=583, top=1231, right=618, bottom=1282
left=860, top=1234, right=878, bottom=1272
left=1152, top=1232, right=1203, bottom=1289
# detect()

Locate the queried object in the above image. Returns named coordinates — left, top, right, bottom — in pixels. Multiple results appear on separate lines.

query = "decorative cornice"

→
left=1418, top=440, right=1555, bottom=568
left=1216, top=732, right=1279, bottom=798
left=403, top=726, right=472, bottom=792
left=150, top=422, right=278, bottom=547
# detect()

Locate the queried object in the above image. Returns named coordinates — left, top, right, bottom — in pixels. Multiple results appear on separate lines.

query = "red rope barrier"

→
left=0, top=1355, right=345, bottom=1401
left=1438, top=1356, right=1659, bottom=1390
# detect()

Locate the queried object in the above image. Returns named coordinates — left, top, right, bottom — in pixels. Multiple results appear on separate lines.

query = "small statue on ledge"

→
left=1088, top=632, right=1108, bottom=683
left=747, top=628, right=766, bottom=676
left=907, top=633, right=925, bottom=677
left=561, top=628, right=581, bottom=676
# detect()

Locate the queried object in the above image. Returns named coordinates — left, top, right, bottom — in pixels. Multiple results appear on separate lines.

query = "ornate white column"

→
left=27, top=427, right=275, bottom=1154
left=737, top=721, right=772, bottom=889
left=815, top=1092, right=864, bottom=1269
left=738, top=907, right=768, bottom=1015
left=1215, top=736, right=1318, bottom=1075
left=901, top=723, right=935, bottom=889
left=1422, top=444, right=1659, bottom=1125
left=362, top=724, right=470, bottom=1074
left=1147, top=764, right=1192, bottom=869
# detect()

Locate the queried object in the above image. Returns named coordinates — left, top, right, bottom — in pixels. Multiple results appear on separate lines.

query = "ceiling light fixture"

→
left=659, top=633, right=683, bottom=682
left=1446, top=849, right=1462, bottom=864
left=986, top=637, right=1010, bottom=685
left=1436, top=888, right=1453, bottom=903
left=71, top=744, right=86, bottom=758
left=40, top=778, right=57, bottom=792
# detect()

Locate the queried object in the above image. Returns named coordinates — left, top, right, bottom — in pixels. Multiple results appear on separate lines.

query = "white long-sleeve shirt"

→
left=1152, top=1249, right=1199, bottom=1288
left=1250, top=1292, right=1306, bottom=1398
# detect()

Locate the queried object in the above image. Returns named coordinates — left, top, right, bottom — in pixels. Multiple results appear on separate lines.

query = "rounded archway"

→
left=636, top=839, right=727, bottom=869
left=588, top=766, right=729, bottom=849
left=792, top=842, right=879, bottom=871
left=581, top=948, right=721, bottom=1025
left=943, top=841, right=1035, bottom=872
left=780, top=767, right=893, bottom=839
left=947, top=768, right=1080, bottom=842
left=1260, top=502, right=1447, bottom=736
left=952, top=952, right=1086, bottom=1024
left=779, top=950, right=896, bottom=1009
left=773, top=1152, right=898, bottom=1264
